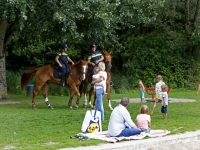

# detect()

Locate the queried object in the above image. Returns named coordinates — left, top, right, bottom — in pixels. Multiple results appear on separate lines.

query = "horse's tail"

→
left=21, top=68, right=38, bottom=90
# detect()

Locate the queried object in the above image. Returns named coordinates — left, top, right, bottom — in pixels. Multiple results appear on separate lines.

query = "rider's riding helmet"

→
left=61, top=43, right=68, bottom=48
left=90, top=43, right=97, bottom=48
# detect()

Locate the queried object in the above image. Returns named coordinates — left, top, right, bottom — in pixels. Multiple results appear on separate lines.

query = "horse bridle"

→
left=105, top=61, right=112, bottom=72
left=70, top=68, right=87, bottom=81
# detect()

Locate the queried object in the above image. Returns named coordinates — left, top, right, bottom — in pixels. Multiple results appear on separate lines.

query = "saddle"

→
left=53, top=64, right=71, bottom=79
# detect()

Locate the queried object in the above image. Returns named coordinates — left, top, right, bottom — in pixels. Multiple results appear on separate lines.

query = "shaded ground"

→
left=0, top=100, right=20, bottom=104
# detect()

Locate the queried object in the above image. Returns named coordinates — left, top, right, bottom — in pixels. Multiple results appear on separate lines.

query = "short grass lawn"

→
left=0, top=88, right=200, bottom=150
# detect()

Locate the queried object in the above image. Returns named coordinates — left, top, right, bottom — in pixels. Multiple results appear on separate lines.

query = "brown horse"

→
left=21, top=60, right=88, bottom=109
left=80, top=51, right=113, bottom=110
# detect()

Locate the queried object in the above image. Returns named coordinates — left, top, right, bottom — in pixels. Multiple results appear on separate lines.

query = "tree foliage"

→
left=1, top=0, right=200, bottom=96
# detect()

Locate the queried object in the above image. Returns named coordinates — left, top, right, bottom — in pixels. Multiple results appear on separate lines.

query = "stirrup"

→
left=110, top=81, right=114, bottom=86
left=90, top=83, right=94, bottom=87
left=61, top=82, right=65, bottom=86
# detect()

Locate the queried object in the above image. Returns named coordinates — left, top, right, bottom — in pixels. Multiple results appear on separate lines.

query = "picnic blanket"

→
left=72, top=130, right=171, bottom=143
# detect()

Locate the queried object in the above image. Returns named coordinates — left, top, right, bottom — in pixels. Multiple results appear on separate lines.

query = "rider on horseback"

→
left=55, top=43, right=74, bottom=86
left=88, top=43, right=104, bottom=86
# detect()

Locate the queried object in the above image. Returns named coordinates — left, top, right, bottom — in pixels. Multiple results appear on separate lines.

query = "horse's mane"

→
left=72, top=60, right=87, bottom=67
left=72, top=60, right=81, bottom=67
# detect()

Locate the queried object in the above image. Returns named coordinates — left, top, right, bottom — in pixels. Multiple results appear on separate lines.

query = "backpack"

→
left=81, top=110, right=102, bottom=133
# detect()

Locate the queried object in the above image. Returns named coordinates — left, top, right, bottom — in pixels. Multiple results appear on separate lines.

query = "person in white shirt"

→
left=151, top=75, right=165, bottom=114
left=92, top=67, right=107, bottom=94
left=108, top=97, right=141, bottom=137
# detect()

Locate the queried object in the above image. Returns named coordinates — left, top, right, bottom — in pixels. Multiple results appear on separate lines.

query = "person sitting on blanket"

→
left=108, top=97, right=142, bottom=137
left=136, top=105, right=151, bottom=133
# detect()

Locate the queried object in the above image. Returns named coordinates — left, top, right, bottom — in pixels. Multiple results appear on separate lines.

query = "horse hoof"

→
left=48, top=106, right=53, bottom=109
left=32, top=106, right=37, bottom=110
left=73, top=106, right=78, bottom=110
left=109, top=107, right=113, bottom=110
left=91, top=106, right=96, bottom=109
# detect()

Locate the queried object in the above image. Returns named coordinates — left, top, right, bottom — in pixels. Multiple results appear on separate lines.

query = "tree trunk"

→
left=191, top=0, right=200, bottom=55
left=185, top=0, right=190, bottom=36
left=169, top=0, right=175, bottom=30
left=191, top=0, right=200, bottom=30
left=0, top=19, right=8, bottom=99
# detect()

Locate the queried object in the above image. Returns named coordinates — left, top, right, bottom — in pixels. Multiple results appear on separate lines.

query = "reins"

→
left=70, top=62, right=87, bottom=81
left=70, top=72, right=85, bottom=81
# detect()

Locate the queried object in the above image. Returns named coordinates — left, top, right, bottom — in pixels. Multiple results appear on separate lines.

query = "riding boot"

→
left=66, top=71, right=70, bottom=79
left=61, top=74, right=65, bottom=86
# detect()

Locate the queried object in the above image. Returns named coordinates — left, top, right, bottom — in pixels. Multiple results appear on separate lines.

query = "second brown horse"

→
left=79, top=51, right=113, bottom=110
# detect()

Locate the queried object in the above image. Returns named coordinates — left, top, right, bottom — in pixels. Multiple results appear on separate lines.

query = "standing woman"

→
left=91, top=62, right=107, bottom=121
left=151, top=75, right=165, bottom=114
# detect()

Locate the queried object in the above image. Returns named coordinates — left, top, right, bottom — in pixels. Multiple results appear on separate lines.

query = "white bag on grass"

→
left=81, top=110, right=102, bottom=133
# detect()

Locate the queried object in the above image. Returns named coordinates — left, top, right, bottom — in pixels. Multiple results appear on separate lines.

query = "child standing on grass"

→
left=136, top=105, right=151, bottom=133
left=160, top=84, right=169, bottom=119
left=138, top=80, right=145, bottom=102
left=151, top=75, right=165, bottom=114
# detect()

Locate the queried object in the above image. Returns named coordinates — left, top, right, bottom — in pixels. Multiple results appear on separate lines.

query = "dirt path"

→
left=112, top=98, right=196, bottom=103
left=0, top=98, right=196, bottom=105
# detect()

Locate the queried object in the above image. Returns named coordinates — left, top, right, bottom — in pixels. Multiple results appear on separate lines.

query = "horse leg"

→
left=107, top=83, right=113, bottom=110
left=68, top=89, right=74, bottom=109
left=75, top=96, right=80, bottom=109
left=68, top=88, right=78, bottom=109
left=75, top=86, right=81, bottom=109
left=83, top=93, right=88, bottom=107
left=32, top=83, right=43, bottom=109
left=82, top=81, right=88, bottom=108
left=88, top=87, right=94, bottom=108
left=42, top=82, right=53, bottom=109
left=68, top=86, right=81, bottom=109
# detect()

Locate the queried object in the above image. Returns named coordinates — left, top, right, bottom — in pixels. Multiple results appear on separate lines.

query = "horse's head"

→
left=73, top=60, right=88, bottom=81
left=103, top=51, right=112, bottom=70
left=80, top=60, right=88, bottom=80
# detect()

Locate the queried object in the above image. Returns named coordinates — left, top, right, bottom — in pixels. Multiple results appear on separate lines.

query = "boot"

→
left=61, top=74, right=65, bottom=86
left=66, top=71, right=70, bottom=79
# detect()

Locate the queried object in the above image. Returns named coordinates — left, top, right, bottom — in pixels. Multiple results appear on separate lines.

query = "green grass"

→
left=0, top=89, right=200, bottom=149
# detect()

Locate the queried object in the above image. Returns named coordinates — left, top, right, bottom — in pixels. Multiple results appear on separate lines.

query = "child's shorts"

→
left=161, top=105, right=168, bottom=114
left=140, top=91, right=145, bottom=98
